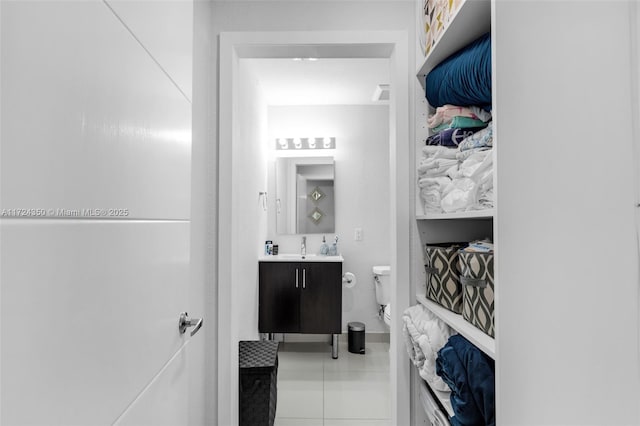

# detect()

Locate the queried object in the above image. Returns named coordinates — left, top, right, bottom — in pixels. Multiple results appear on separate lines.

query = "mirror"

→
left=276, top=156, right=335, bottom=235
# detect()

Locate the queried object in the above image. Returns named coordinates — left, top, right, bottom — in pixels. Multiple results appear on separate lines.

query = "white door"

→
left=1, top=1, right=195, bottom=425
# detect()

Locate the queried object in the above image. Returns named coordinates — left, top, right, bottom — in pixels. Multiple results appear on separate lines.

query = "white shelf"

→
left=417, top=209, right=494, bottom=220
left=416, top=0, right=491, bottom=90
left=416, top=294, right=495, bottom=359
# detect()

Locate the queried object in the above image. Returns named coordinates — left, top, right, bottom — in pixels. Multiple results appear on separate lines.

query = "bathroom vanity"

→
left=258, top=255, right=343, bottom=358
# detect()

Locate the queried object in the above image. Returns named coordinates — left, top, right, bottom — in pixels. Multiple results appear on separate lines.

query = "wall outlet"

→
left=354, top=227, right=363, bottom=241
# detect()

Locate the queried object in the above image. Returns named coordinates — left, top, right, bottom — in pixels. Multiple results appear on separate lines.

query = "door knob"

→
left=178, top=312, right=203, bottom=337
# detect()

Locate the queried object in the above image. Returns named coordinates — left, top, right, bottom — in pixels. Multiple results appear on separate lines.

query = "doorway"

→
left=218, top=31, right=411, bottom=426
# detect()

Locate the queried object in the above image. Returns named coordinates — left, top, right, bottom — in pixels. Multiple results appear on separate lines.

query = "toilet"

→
left=373, top=265, right=391, bottom=326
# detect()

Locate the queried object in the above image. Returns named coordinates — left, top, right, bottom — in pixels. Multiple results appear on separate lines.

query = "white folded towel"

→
left=422, top=145, right=459, bottom=160
left=402, top=305, right=455, bottom=392
left=441, top=178, right=478, bottom=213
left=421, top=187, right=442, bottom=213
left=418, top=176, right=451, bottom=189
left=418, top=158, right=459, bottom=176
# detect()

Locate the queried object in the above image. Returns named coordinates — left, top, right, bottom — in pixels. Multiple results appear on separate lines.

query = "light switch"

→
left=354, top=227, right=363, bottom=241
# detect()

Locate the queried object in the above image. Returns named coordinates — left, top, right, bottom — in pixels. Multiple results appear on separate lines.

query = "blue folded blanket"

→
left=436, top=334, right=495, bottom=426
left=425, top=33, right=492, bottom=111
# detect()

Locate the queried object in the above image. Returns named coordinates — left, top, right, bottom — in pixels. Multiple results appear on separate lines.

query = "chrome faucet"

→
left=301, top=236, right=306, bottom=257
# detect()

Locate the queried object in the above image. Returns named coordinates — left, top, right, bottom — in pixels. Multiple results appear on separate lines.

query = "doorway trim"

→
left=218, top=30, right=411, bottom=426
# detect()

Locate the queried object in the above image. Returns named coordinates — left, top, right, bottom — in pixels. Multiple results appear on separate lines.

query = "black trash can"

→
left=239, top=340, right=279, bottom=426
left=348, top=322, right=366, bottom=354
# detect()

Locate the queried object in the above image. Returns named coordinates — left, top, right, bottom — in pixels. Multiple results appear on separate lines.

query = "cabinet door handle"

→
left=303, top=268, right=306, bottom=289
left=295, top=268, right=299, bottom=288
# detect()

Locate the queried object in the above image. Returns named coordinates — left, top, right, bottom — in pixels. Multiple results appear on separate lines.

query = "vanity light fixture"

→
left=277, top=138, right=288, bottom=149
left=275, top=137, right=336, bottom=150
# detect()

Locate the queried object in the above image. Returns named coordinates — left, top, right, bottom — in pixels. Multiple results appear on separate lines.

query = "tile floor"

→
left=274, top=341, right=391, bottom=426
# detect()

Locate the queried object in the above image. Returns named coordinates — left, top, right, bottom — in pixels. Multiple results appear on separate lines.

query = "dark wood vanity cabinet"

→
left=259, top=261, right=342, bottom=334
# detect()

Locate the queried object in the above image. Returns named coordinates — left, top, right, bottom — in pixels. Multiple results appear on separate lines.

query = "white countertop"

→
left=259, top=254, right=344, bottom=262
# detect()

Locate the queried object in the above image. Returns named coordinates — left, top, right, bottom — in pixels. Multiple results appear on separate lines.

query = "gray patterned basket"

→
left=424, top=243, right=464, bottom=314
left=458, top=251, right=495, bottom=337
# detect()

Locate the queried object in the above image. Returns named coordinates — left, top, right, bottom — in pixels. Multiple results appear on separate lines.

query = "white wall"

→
left=268, top=105, right=391, bottom=333
left=217, top=42, right=271, bottom=426
left=234, top=61, right=270, bottom=341
left=212, top=0, right=415, bottom=34
left=494, top=1, right=640, bottom=424
left=191, top=0, right=216, bottom=424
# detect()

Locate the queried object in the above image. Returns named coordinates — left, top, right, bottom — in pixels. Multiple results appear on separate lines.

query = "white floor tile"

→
left=278, top=343, right=328, bottom=372
left=276, top=370, right=324, bottom=419
left=275, top=418, right=324, bottom=426
left=324, top=420, right=392, bottom=426
left=324, top=342, right=390, bottom=373
left=275, top=339, right=391, bottom=424
left=323, top=371, right=390, bottom=420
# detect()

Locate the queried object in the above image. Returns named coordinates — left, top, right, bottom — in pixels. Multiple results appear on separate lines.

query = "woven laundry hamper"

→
left=239, top=340, right=279, bottom=426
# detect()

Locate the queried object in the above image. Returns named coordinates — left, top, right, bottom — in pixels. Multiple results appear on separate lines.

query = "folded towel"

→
left=421, top=187, right=443, bottom=213
left=456, top=146, right=491, bottom=162
left=419, top=177, right=450, bottom=214
left=402, top=305, right=455, bottom=392
left=459, top=149, right=492, bottom=179
left=441, top=178, right=478, bottom=213
left=431, top=116, right=488, bottom=133
left=477, top=188, right=494, bottom=209
left=422, top=145, right=459, bottom=160
left=425, top=127, right=485, bottom=147
left=418, top=176, right=451, bottom=189
left=427, top=104, right=492, bottom=129
left=458, top=123, right=493, bottom=151
left=418, top=158, right=459, bottom=176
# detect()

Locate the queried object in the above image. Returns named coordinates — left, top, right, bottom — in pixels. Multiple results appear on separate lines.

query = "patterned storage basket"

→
left=424, top=244, right=464, bottom=313
left=422, top=0, right=464, bottom=56
left=458, top=251, right=495, bottom=337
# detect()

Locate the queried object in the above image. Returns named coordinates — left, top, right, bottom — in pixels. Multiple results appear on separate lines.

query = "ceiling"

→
left=243, top=58, right=390, bottom=106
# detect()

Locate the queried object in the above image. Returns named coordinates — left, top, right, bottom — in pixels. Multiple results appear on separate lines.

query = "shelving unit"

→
left=412, top=0, right=495, bottom=424
left=412, top=1, right=640, bottom=424
left=416, top=294, right=495, bottom=358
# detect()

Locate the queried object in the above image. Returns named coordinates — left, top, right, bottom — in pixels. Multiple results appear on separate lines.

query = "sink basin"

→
left=260, top=253, right=344, bottom=262
left=278, top=253, right=312, bottom=259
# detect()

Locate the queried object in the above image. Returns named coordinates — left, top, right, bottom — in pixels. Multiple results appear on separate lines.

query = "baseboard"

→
left=338, top=332, right=390, bottom=344
left=276, top=332, right=390, bottom=344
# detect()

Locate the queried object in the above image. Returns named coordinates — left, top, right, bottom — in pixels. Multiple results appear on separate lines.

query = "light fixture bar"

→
left=275, top=137, right=336, bottom=150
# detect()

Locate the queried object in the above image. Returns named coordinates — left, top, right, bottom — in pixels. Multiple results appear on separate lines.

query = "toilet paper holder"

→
left=342, top=272, right=356, bottom=288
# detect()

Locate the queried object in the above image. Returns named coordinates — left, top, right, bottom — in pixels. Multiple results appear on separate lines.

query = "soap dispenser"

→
left=319, top=236, right=329, bottom=255
left=328, top=235, right=339, bottom=256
